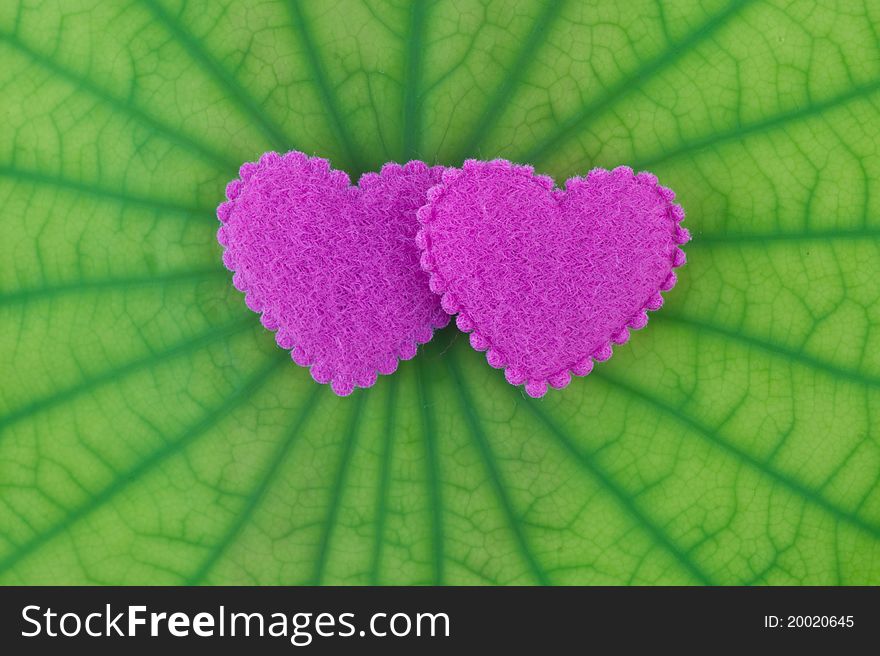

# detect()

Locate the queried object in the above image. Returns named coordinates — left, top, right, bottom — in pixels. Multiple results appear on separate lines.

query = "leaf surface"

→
left=1, top=0, right=879, bottom=584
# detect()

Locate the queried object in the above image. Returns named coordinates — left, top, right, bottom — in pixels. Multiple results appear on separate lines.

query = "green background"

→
left=1, top=0, right=879, bottom=585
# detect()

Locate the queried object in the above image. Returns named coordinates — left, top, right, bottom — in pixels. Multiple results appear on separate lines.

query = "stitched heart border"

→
left=414, top=158, right=691, bottom=397
left=217, top=151, right=450, bottom=396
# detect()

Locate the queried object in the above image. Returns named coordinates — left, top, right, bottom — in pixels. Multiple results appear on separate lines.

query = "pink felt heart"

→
left=217, top=151, right=449, bottom=396
left=416, top=159, right=690, bottom=398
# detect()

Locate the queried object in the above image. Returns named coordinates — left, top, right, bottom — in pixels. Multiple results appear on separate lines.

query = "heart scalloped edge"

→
left=216, top=150, right=450, bottom=396
left=414, top=158, right=691, bottom=398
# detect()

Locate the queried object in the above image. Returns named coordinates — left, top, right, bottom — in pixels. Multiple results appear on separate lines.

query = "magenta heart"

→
left=416, top=159, right=690, bottom=398
left=217, top=151, right=449, bottom=396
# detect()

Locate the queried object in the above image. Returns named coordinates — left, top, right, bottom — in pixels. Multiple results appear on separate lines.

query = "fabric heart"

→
left=416, top=159, right=690, bottom=398
left=217, top=151, right=449, bottom=396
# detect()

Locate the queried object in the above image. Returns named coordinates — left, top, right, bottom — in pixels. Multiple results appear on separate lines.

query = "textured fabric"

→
left=416, top=159, right=690, bottom=398
left=217, top=151, right=449, bottom=396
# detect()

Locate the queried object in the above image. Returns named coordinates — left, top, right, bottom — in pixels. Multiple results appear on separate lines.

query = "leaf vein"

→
left=139, top=0, right=292, bottom=151
left=521, top=397, right=716, bottom=585
left=446, top=352, right=551, bottom=585
left=286, top=0, right=366, bottom=174
left=658, top=313, right=880, bottom=389
left=454, top=0, right=567, bottom=161
left=311, top=391, right=366, bottom=585
left=0, top=355, right=284, bottom=575
left=0, top=29, right=236, bottom=171
left=594, top=371, right=880, bottom=542
left=0, top=317, right=254, bottom=434
left=188, top=383, right=324, bottom=584
left=518, top=0, right=754, bottom=164
left=416, top=358, right=445, bottom=585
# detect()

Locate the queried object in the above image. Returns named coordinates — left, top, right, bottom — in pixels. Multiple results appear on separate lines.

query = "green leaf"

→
left=2, top=0, right=879, bottom=585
